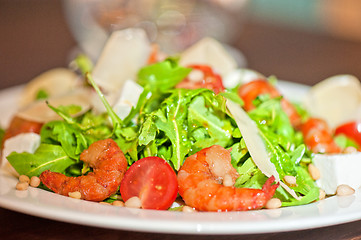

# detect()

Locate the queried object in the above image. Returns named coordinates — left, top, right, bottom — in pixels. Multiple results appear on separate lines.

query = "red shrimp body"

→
left=177, top=145, right=279, bottom=211
left=301, top=118, right=341, bottom=153
left=40, top=139, right=128, bottom=202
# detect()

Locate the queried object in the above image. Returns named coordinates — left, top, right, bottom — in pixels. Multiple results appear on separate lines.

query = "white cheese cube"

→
left=92, top=28, right=150, bottom=93
left=180, top=37, right=238, bottom=79
left=113, top=80, right=144, bottom=120
left=313, top=152, right=361, bottom=195
left=2, top=133, right=41, bottom=176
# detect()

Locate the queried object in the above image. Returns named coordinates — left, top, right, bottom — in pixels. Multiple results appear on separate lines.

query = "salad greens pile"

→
left=6, top=56, right=319, bottom=207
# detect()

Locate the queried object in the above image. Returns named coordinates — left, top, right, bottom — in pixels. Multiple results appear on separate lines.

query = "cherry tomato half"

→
left=176, top=64, right=225, bottom=94
left=120, top=156, right=178, bottom=210
left=335, top=121, right=361, bottom=147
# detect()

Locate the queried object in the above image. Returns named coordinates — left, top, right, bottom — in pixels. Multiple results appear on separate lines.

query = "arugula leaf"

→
left=138, top=115, right=157, bottom=146
left=47, top=103, right=81, bottom=125
left=137, top=58, right=191, bottom=92
left=40, top=121, right=88, bottom=160
left=35, top=89, right=49, bottom=100
left=188, top=93, right=234, bottom=153
left=249, top=98, right=298, bottom=178
left=240, top=93, right=320, bottom=205
left=281, top=187, right=319, bottom=207
left=334, top=134, right=359, bottom=149
left=73, top=54, right=93, bottom=75
left=234, top=158, right=258, bottom=186
left=0, top=127, right=4, bottom=149
left=152, top=89, right=193, bottom=170
left=7, top=144, right=75, bottom=177
left=220, top=91, right=244, bottom=106
left=136, top=88, right=236, bottom=170
left=236, top=169, right=267, bottom=189
left=86, top=73, right=123, bottom=136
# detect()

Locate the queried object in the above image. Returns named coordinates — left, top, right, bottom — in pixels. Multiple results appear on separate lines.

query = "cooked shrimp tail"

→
left=262, top=176, right=279, bottom=199
left=40, top=139, right=128, bottom=202
left=177, top=145, right=279, bottom=211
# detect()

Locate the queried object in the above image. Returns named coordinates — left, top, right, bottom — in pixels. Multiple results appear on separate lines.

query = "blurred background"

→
left=1, top=0, right=361, bottom=89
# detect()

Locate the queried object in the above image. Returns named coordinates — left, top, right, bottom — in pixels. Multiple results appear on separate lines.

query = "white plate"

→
left=1, top=82, right=361, bottom=235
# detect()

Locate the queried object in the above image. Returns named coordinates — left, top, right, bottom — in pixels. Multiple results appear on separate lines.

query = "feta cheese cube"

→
left=113, top=80, right=144, bottom=120
left=313, top=152, right=361, bottom=195
left=2, top=133, right=41, bottom=176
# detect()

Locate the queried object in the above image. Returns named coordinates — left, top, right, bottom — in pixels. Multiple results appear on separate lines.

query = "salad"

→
left=1, top=28, right=361, bottom=212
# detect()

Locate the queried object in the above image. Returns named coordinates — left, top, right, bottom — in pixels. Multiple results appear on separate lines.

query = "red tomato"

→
left=176, top=64, right=225, bottom=94
left=335, top=121, right=361, bottom=147
left=120, top=156, right=178, bottom=210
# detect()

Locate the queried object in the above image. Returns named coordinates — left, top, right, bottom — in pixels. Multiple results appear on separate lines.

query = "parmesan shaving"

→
left=92, top=28, right=151, bottom=94
left=226, top=100, right=300, bottom=200
left=17, top=88, right=92, bottom=123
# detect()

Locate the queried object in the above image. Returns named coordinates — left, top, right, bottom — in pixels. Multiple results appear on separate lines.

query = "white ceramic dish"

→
left=1, top=82, right=361, bottom=235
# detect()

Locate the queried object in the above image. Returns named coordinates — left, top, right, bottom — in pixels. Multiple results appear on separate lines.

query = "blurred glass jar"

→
left=63, top=0, right=248, bottom=60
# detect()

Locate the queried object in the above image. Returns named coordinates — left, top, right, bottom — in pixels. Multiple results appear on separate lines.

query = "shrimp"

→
left=40, top=138, right=128, bottom=202
left=301, top=118, right=341, bottom=153
left=238, top=79, right=302, bottom=128
left=177, top=145, right=279, bottom=211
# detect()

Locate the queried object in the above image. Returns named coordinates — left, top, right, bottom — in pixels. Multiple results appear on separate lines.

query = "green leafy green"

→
left=229, top=89, right=319, bottom=206
left=334, top=134, right=359, bottom=149
left=220, top=91, right=244, bottom=106
left=137, top=58, right=191, bottom=92
left=132, top=88, right=236, bottom=170
left=3, top=56, right=321, bottom=209
left=73, top=54, right=93, bottom=75
left=86, top=73, right=123, bottom=136
left=35, top=89, right=49, bottom=100
left=40, top=121, right=88, bottom=160
left=0, top=127, right=4, bottom=149
left=7, top=144, right=75, bottom=177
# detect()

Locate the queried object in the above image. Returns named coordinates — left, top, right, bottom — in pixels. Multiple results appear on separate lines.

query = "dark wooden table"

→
left=2, top=0, right=361, bottom=239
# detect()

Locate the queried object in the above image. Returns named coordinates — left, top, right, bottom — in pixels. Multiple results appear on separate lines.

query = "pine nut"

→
left=29, top=176, right=40, bottom=187
left=112, top=200, right=125, bottom=207
left=182, top=206, right=196, bottom=212
left=265, top=198, right=282, bottom=209
left=319, top=189, right=326, bottom=200
left=125, top=196, right=142, bottom=208
left=223, top=174, right=234, bottom=187
left=19, top=175, right=30, bottom=183
left=336, top=184, right=355, bottom=196
left=284, top=175, right=297, bottom=186
left=68, top=191, right=82, bottom=199
left=16, top=182, right=29, bottom=191
left=99, top=202, right=111, bottom=205
left=343, top=146, right=357, bottom=154
left=308, top=163, right=320, bottom=180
